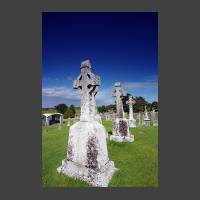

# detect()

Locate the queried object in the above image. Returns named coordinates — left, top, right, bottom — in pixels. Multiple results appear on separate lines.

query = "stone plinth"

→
left=153, top=122, right=158, bottom=126
left=143, top=119, right=150, bottom=126
left=110, top=118, right=134, bottom=142
left=129, top=118, right=136, bottom=128
left=143, top=114, right=150, bottom=126
left=57, top=121, right=116, bottom=187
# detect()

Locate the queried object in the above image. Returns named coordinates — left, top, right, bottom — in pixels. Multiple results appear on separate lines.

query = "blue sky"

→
left=42, top=12, right=158, bottom=108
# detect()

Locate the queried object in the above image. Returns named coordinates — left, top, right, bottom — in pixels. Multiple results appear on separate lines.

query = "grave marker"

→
left=57, top=60, right=116, bottom=187
left=110, top=82, right=134, bottom=142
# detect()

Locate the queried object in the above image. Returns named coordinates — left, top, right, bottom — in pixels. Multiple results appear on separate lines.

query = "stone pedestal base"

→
left=57, top=159, right=116, bottom=187
left=110, top=135, right=134, bottom=142
left=144, top=119, right=150, bottom=126
left=129, top=119, right=136, bottom=128
left=57, top=121, right=116, bottom=187
left=110, top=118, right=134, bottom=142
left=153, top=122, right=158, bottom=126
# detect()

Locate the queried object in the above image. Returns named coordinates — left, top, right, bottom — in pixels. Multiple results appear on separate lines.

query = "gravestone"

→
left=137, top=113, right=140, bottom=126
left=110, top=82, right=134, bottom=142
left=58, top=115, right=63, bottom=130
left=60, top=115, right=63, bottom=125
left=45, top=116, right=49, bottom=126
left=126, top=96, right=136, bottom=128
left=151, top=109, right=158, bottom=126
left=143, top=105, right=150, bottom=126
left=45, top=116, right=49, bottom=133
left=138, top=112, right=143, bottom=126
left=57, top=60, right=116, bottom=187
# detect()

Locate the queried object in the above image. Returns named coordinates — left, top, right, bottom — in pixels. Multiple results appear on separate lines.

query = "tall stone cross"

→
left=113, top=82, right=125, bottom=118
left=126, top=96, right=136, bottom=120
left=73, top=60, right=100, bottom=122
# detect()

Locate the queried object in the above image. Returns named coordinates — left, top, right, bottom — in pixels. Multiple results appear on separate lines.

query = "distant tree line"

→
left=54, top=104, right=76, bottom=119
left=122, top=94, right=158, bottom=113
left=43, top=94, right=158, bottom=117
left=97, top=94, right=158, bottom=113
left=97, top=104, right=116, bottom=113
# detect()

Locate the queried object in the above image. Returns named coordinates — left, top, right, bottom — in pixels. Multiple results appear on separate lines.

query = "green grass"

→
left=42, top=120, right=158, bottom=187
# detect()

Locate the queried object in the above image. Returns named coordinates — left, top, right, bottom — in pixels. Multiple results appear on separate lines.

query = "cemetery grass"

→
left=42, top=120, right=158, bottom=187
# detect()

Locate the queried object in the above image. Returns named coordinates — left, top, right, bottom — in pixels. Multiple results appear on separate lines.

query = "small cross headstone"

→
left=143, top=105, right=150, bottom=126
left=126, top=96, right=136, bottom=128
left=151, top=109, right=158, bottom=126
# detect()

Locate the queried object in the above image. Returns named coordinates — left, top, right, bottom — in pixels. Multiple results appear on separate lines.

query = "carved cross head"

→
left=126, top=96, right=136, bottom=105
left=73, top=60, right=100, bottom=93
left=113, top=82, right=125, bottom=98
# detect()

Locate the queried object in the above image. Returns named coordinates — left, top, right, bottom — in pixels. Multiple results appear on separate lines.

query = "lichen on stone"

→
left=67, top=144, right=73, bottom=161
left=119, top=120, right=128, bottom=137
left=86, top=136, right=98, bottom=170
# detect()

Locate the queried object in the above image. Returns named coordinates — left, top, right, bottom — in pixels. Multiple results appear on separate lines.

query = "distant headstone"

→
left=44, top=116, right=49, bottom=133
left=60, top=115, right=63, bottom=125
left=143, top=105, right=150, bottom=126
left=126, top=96, right=136, bottom=128
left=58, top=115, right=63, bottom=130
left=151, top=109, right=158, bottom=126
left=57, top=60, right=116, bottom=187
left=110, top=82, right=134, bottom=142
left=138, top=112, right=142, bottom=126
left=45, top=116, right=49, bottom=126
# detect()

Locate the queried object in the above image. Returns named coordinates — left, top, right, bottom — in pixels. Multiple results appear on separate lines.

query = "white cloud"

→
left=42, top=76, right=74, bottom=83
left=42, top=87, right=80, bottom=100
left=42, top=86, right=115, bottom=106
left=122, top=81, right=158, bottom=90
left=96, top=87, right=114, bottom=105
left=42, top=79, right=158, bottom=107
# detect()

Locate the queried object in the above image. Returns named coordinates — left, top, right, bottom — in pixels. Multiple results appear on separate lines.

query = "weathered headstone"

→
left=110, top=82, right=134, bottom=142
left=45, top=116, right=49, bottom=126
left=139, top=112, right=143, bottom=126
left=143, top=105, right=150, bottom=126
left=60, top=115, right=63, bottom=125
left=137, top=113, right=140, bottom=126
left=45, top=116, right=49, bottom=133
left=126, top=96, right=136, bottom=128
left=151, top=109, right=158, bottom=126
left=57, top=60, right=116, bottom=187
left=58, top=114, right=63, bottom=130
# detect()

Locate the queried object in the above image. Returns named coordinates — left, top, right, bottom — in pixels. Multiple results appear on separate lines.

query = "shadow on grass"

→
left=108, top=131, right=112, bottom=135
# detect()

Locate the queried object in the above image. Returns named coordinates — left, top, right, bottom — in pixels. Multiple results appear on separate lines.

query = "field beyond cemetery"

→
left=42, top=120, right=158, bottom=187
